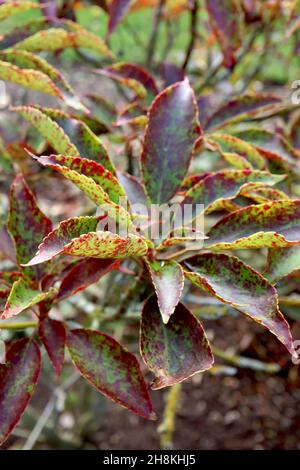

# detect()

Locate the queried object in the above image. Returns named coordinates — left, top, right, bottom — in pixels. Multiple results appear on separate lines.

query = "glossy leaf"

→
left=204, top=94, right=281, bottom=130
left=183, top=169, right=284, bottom=214
left=58, top=258, right=119, bottom=300
left=24, top=217, right=148, bottom=265
left=14, top=27, right=113, bottom=58
left=206, top=200, right=300, bottom=250
left=67, top=328, right=155, bottom=419
left=0, top=338, right=41, bottom=445
left=8, top=175, right=52, bottom=279
left=141, top=79, right=202, bottom=204
left=205, top=0, right=242, bottom=68
left=147, top=259, right=184, bottom=323
left=2, top=277, right=57, bottom=319
left=140, top=296, right=213, bottom=389
left=38, top=318, right=66, bottom=376
left=107, top=0, right=133, bottom=36
left=98, top=63, right=158, bottom=99
left=184, top=253, right=294, bottom=354
left=266, top=246, right=300, bottom=283
left=34, top=154, right=126, bottom=206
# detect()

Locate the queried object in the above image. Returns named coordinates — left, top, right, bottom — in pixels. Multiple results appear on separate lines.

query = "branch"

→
left=182, top=0, right=198, bottom=71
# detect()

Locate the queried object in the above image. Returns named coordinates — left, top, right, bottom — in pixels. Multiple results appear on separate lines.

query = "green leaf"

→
left=147, top=259, right=184, bottom=324
left=33, top=155, right=131, bottom=227
left=13, top=27, right=114, bottom=58
left=2, top=277, right=57, bottom=319
left=140, top=296, right=213, bottom=389
left=67, top=328, right=155, bottom=419
left=266, top=246, right=300, bottom=283
left=24, top=216, right=148, bottom=265
left=206, top=200, right=300, bottom=250
left=0, top=338, right=41, bottom=445
left=8, top=174, right=53, bottom=279
left=184, top=253, right=294, bottom=354
left=183, top=169, right=285, bottom=214
left=34, top=154, right=126, bottom=206
left=210, top=134, right=266, bottom=169
left=141, top=79, right=202, bottom=204
left=0, top=1, right=40, bottom=21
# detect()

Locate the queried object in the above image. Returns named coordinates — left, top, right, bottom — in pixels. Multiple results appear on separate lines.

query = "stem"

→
left=158, top=383, right=182, bottom=450
left=182, top=0, right=198, bottom=70
left=212, top=346, right=280, bottom=373
left=0, top=320, right=37, bottom=330
left=146, top=0, right=166, bottom=67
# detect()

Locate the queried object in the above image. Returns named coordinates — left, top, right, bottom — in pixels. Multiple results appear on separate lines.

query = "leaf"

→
left=184, top=253, right=294, bottom=354
left=204, top=94, right=282, bottom=130
left=107, top=0, right=134, bottom=36
left=0, top=50, right=82, bottom=109
left=206, top=200, right=300, bottom=250
left=141, top=79, right=202, bottom=204
left=8, top=174, right=52, bottom=279
left=34, top=154, right=126, bottom=206
left=98, top=62, right=158, bottom=99
left=0, top=1, right=40, bottom=21
left=2, top=277, right=57, bottom=319
left=211, top=134, right=266, bottom=169
left=182, top=169, right=284, bottom=215
left=38, top=318, right=66, bottom=376
left=24, top=217, right=148, bottom=265
left=140, top=296, right=213, bottom=389
left=14, top=27, right=114, bottom=58
left=13, top=106, right=79, bottom=156
left=205, top=0, right=243, bottom=68
left=0, top=59, right=64, bottom=99
left=0, top=338, right=41, bottom=445
left=15, top=106, right=115, bottom=174
left=67, top=328, right=155, bottom=419
left=33, top=155, right=131, bottom=227
left=266, top=246, right=300, bottom=283
left=58, top=258, right=119, bottom=300
left=147, top=259, right=184, bottom=323
left=117, top=171, right=149, bottom=208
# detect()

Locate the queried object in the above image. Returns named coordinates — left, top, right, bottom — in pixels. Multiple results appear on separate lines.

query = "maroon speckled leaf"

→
left=205, top=0, right=243, bottom=68
left=24, top=216, right=148, bottom=266
left=141, top=79, right=202, bottom=204
left=147, top=259, right=184, bottom=324
left=140, top=296, right=213, bottom=389
left=8, top=175, right=52, bottom=280
left=67, top=328, right=155, bottom=419
left=38, top=318, right=66, bottom=376
left=0, top=338, right=41, bottom=445
left=57, top=258, right=119, bottom=300
left=184, top=253, right=294, bottom=354
left=206, top=200, right=300, bottom=251
left=107, top=0, right=134, bottom=36
left=204, top=94, right=281, bottom=130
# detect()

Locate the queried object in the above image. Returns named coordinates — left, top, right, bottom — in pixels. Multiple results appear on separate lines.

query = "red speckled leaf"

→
left=205, top=0, right=243, bottom=68
left=211, top=134, right=266, bottom=169
left=107, top=0, right=134, bottom=36
left=140, top=296, right=213, bottom=389
left=58, top=258, right=119, bottom=300
left=183, top=169, right=284, bottom=215
left=0, top=1, right=40, bottom=21
left=67, top=328, right=155, bottom=419
left=184, top=253, right=294, bottom=354
left=206, top=200, right=300, bottom=251
left=8, top=175, right=52, bottom=280
left=34, top=154, right=125, bottom=206
left=38, top=318, right=66, bottom=376
left=24, top=217, right=148, bottom=266
left=98, top=62, right=158, bottom=100
left=204, top=94, right=281, bottom=130
left=147, top=259, right=184, bottom=324
left=266, top=246, right=300, bottom=283
left=141, top=79, right=202, bottom=204
left=0, top=338, right=41, bottom=445
left=2, top=277, right=57, bottom=319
